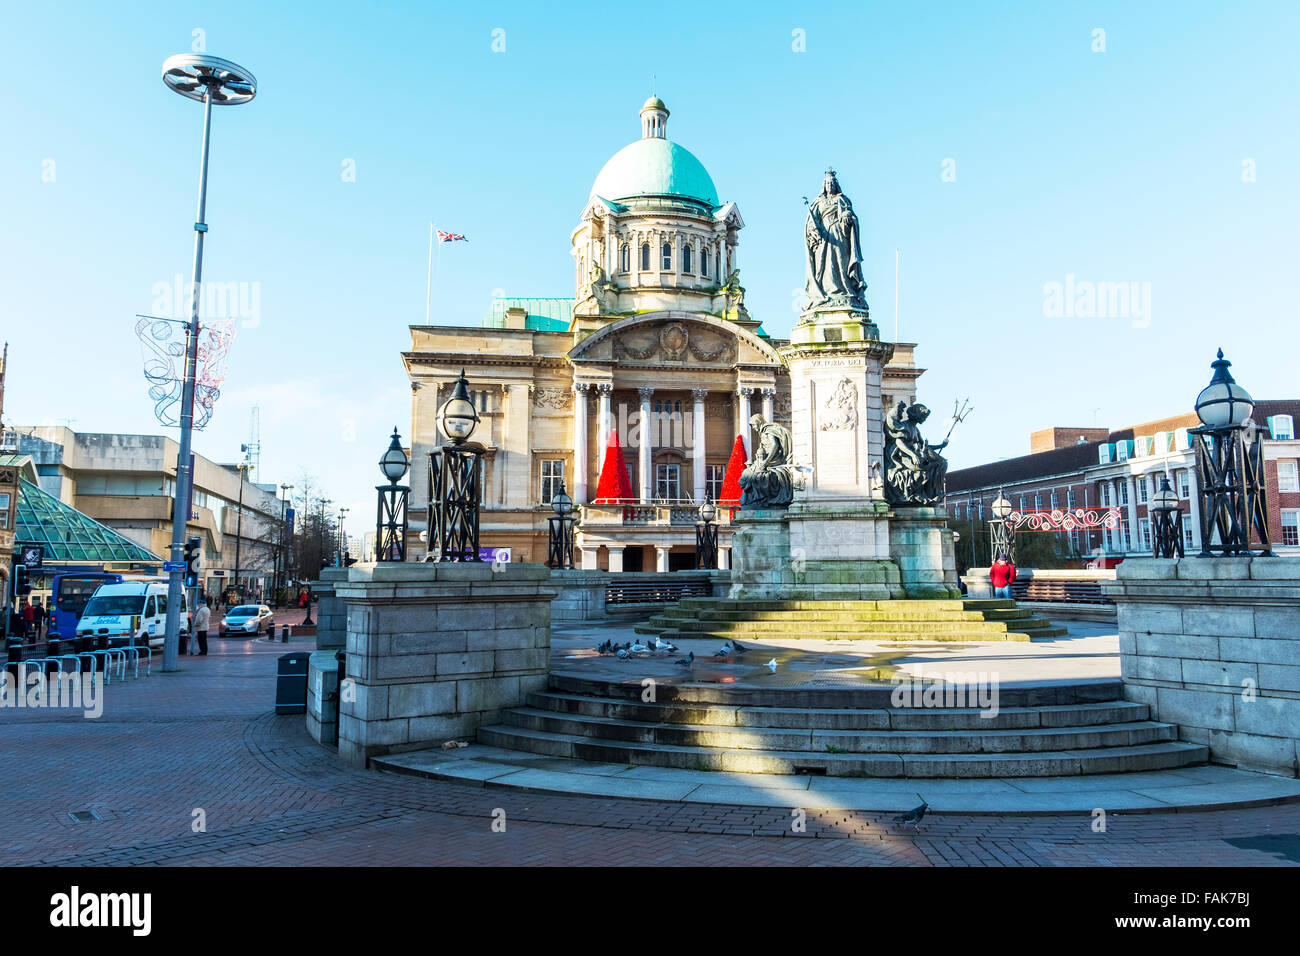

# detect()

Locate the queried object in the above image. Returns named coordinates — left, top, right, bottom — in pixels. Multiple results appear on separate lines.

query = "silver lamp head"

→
left=991, top=494, right=1012, bottom=519
left=162, top=54, right=257, bottom=105
left=379, top=428, right=409, bottom=483
left=1152, top=475, right=1180, bottom=512
left=1195, top=349, right=1253, bottom=428
left=440, top=369, right=480, bottom=443
left=551, top=480, right=574, bottom=517
left=698, top=498, right=717, bottom=522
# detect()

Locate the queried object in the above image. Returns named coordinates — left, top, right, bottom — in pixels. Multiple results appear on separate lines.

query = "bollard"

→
left=281, top=624, right=289, bottom=643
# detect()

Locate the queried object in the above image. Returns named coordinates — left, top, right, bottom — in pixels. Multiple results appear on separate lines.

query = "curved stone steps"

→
left=501, top=706, right=1177, bottom=755
left=640, top=627, right=1038, bottom=643
left=475, top=724, right=1208, bottom=778
left=653, top=618, right=1058, bottom=634
left=527, top=690, right=1154, bottom=731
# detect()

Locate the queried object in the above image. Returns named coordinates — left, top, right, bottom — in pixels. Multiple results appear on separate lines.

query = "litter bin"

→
left=275, top=652, right=309, bottom=714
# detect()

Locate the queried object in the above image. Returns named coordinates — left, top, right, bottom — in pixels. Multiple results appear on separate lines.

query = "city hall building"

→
left=404, top=98, right=922, bottom=569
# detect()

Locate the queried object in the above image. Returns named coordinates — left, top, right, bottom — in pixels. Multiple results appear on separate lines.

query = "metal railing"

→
left=605, top=572, right=715, bottom=607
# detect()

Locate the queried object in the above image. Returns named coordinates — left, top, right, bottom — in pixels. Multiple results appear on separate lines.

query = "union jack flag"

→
left=437, top=230, right=468, bottom=243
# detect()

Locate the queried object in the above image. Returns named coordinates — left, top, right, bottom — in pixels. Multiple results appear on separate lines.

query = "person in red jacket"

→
left=990, top=555, right=1017, bottom=599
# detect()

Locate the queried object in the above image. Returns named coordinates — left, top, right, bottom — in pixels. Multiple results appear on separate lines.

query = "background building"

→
left=13, top=426, right=285, bottom=598
left=405, top=98, right=922, bottom=569
left=946, top=403, right=1300, bottom=566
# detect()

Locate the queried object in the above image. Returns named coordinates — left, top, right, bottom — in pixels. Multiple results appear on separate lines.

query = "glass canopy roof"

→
left=14, top=476, right=161, bottom=564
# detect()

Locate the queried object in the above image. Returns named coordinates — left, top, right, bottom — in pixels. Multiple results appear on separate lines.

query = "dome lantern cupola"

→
left=640, top=96, right=669, bottom=139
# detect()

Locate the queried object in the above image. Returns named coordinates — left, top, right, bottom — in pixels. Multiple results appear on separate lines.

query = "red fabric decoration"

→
left=594, top=429, right=634, bottom=504
left=718, top=434, right=747, bottom=516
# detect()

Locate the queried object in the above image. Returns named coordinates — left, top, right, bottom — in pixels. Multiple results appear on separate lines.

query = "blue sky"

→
left=2, top=1, right=1297, bottom=538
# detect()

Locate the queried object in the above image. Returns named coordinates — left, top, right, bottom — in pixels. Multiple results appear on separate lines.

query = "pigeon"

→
left=732, top=639, right=748, bottom=654
left=766, top=658, right=778, bottom=672
left=673, top=651, right=695, bottom=666
left=715, top=642, right=733, bottom=658
left=630, top=642, right=649, bottom=655
left=616, top=648, right=631, bottom=661
left=894, top=796, right=929, bottom=829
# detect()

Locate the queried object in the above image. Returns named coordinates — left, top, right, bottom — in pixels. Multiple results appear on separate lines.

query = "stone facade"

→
left=888, top=507, right=960, bottom=598
left=335, top=562, right=554, bottom=768
left=311, top=567, right=348, bottom=649
left=1106, top=556, right=1300, bottom=777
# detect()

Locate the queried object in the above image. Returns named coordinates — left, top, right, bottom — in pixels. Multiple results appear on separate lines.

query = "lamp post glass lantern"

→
left=376, top=428, right=410, bottom=562
left=158, top=53, right=257, bottom=674
left=429, top=371, right=486, bottom=562
left=696, top=496, right=719, bottom=570
left=988, top=489, right=1015, bottom=564
left=1190, top=350, right=1272, bottom=557
left=546, top=480, right=576, bottom=569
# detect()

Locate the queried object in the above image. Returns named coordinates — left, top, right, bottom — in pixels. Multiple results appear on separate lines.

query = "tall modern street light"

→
left=336, top=507, right=350, bottom=566
left=276, top=482, right=293, bottom=601
left=232, top=459, right=250, bottom=601
left=159, top=53, right=257, bottom=672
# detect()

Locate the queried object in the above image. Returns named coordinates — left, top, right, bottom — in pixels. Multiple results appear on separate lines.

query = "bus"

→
left=47, top=572, right=122, bottom=640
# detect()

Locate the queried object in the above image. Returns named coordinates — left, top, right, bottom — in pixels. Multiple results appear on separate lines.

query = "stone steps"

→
left=473, top=676, right=1207, bottom=779
left=502, top=707, right=1176, bottom=755
left=527, top=691, right=1154, bottom=731
left=476, top=724, right=1207, bottom=778
left=635, top=596, right=1068, bottom=642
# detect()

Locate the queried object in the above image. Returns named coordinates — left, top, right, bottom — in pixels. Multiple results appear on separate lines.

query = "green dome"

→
left=589, top=138, right=719, bottom=207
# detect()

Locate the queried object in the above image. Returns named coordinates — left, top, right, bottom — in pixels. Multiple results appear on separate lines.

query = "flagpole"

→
left=425, top=222, right=434, bottom=325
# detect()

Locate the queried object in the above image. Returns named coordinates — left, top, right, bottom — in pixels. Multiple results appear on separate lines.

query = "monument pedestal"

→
left=888, top=507, right=960, bottom=598
left=334, top=562, right=554, bottom=768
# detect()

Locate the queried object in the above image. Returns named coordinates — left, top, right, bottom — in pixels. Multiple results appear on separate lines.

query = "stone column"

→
left=691, top=387, right=707, bottom=503
left=718, top=545, right=730, bottom=570
left=737, top=386, right=753, bottom=458
left=761, top=387, right=775, bottom=423
left=597, top=383, right=612, bottom=455
left=607, top=547, right=624, bottom=573
left=580, top=547, right=599, bottom=570
left=572, top=382, right=589, bottom=504
left=638, top=386, right=654, bottom=503
left=655, top=546, right=669, bottom=573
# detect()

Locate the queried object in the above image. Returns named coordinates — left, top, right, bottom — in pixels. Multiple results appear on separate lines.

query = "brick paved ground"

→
left=2, top=633, right=1297, bottom=867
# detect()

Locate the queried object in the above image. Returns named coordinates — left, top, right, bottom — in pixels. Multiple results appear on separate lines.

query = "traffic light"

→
left=183, top=536, right=202, bottom=588
left=13, top=564, right=31, bottom=596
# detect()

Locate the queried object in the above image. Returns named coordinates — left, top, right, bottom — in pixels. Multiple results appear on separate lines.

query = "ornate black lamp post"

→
left=1191, top=350, right=1272, bottom=557
left=1151, top=475, right=1185, bottom=558
left=695, top=496, right=718, bottom=570
left=989, top=490, right=1015, bottom=564
left=376, top=428, right=410, bottom=562
left=428, top=369, right=485, bottom=562
left=546, top=480, right=576, bottom=569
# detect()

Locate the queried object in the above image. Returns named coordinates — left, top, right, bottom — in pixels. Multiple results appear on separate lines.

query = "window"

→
left=1034, top=493, right=1042, bottom=509
left=1270, top=414, right=1295, bottom=440
left=683, top=244, right=693, bottom=274
left=655, top=463, right=681, bottom=500
left=640, top=243, right=650, bottom=271
left=1278, top=460, right=1299, bottom=493
left=1050, top=491, right=1059, bottom=509
left=1101, top=484, right=1111, bottom=506
left=1018, top=495, right=1026, bottom=511
left=954, top=504, right=962, bottom=520
left=1281, top=510, right=1299, bottom=547
left=976, top=502, right=984, bottom=520
left=1121, top=517, right=1131, bottom=550
left=1184, top=525, right=1195, bottom=548
left=1119, top=481, right=1129, bottom=505
left=706, top=464, right=724, bottom=502
left=661, top=242, right=672, bottom=270
left=1139, top=517, right=1151, bottom=550
left=0, top=491, right=8, bottom=528
left=1137, top=477, right=1148, bottom=504
left=701, top=246, right=709, bottom=277
left=1179, top=469, right=1191, bottom=499
left=540, top=459, right=565, bottom=504
left=619, top=243, right=630, bottom=273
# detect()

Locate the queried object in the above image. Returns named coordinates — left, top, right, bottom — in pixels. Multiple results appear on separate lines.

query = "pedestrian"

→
left=21, top=600, right=35, bottom=641
left=194, top=598, right=212, bottom=656
left=990, top=554, right=1017, bottom=599
left=32, top=600, right=45, bottom=641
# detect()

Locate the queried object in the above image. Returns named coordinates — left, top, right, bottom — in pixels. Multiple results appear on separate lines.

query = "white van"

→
left=76, top=581, right=189, bottom=647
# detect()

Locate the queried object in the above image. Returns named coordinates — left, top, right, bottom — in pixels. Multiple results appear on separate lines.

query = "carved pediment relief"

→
left=609, top=320, right=737, bottom=366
